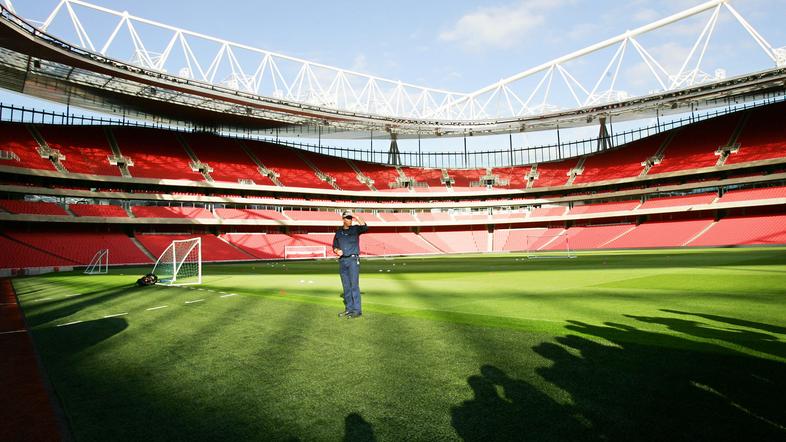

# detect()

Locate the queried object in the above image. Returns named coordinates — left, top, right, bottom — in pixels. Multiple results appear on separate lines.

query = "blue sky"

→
left=2, top=0, right=784, bottom=155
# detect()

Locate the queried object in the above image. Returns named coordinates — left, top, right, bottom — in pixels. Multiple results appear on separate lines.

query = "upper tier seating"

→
left=689, top=214, right=786, bottom=246
left=131, top=206, right=215, bottom=219
left=245, top=141, right=332, bottom=189
left=638, top=193, right=717, bottom=209
left=0, top=123, right=56, bottom=171
left=573, top=133, right=666, bottom=184
left=136, top=234, right=254, bottom=262
left=725, top=102, right=786, bottom=165
left=530, top=158, right=578, bottom=187
left=36, top=125, right=120, bottom=176
left=448, top=169, right=486, bottom=188
left=491, top=166, right=530, bottom=189
left=0, top=200, right=69, bottom=216
left=69, top=204, right=128, bottom=218
left=400, top=167, right=447, bottom=190
left=649, top=113, right=740, bottom=174
left=182, top=134, right=276, bottom=185
left=113, top=127, right=203, bottom=180
left=353, top=161, right=403, bottom=191
left=298, top=151, right=369, bottom=191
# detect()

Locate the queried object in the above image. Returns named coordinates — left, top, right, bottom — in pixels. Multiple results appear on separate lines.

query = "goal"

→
left=284, top=245, right=327, bottom=260
left=151, top=237, right=202, bottom=285
left=526, top=232, right=576, bottom=259
left=84, top=249, right=109, bottom=274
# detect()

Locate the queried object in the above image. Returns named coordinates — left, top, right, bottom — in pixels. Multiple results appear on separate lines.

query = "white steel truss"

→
left=6, top=0, right=784, bottom=122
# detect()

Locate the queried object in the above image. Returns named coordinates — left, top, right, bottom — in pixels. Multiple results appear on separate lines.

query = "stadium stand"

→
left=362, top=232, right=439, bottom=256
left=69, top=204, right=129, bottom=218
left=378, top=212, right=417, bottom=222
left=112, top=127, right=204, bottom=180
left=136, top=234, right=253, bottom=261
left=530, top=158, right=578, bottom=187
left=0, top=200, right=69, bottom=216
left=284, top=211, right=341, bottom=221
left=573, top=133, right=667, bottom=184
left=417, top=212, right=454, bottom=222
left=530, top=206, right=568, bottom=217
left=717, top=185, right=786, bottom=203
left=0, top=234, right=74, bottom=269
left=131, top=206, right=215, bottom=219
left=569, top=200, right=640, bottom=215
left=0, top=123, right=57, bottom=171
left=35, top=125, right=121, bottom=176
left=244, top=141, right=333, bottom=189
left=420, top=230, right=487, bottom=253
left=3, top=230, right=151, bottom=266
left=400, top=167, right=447, bottom=190
left=688, top=214, right=786, bottom=246
left=543, top=224, right=636, bottom=250
left=605, top=219, right=714, bottom=248
left=298, top=151, right=369, bottom=191
left=725, top=102, right=786, bottom=165
left=491, top=166, right=530, bottom=189
left=648, top=113, right=740, bottom=174
left=448, top=169, right=486, bottom=188
left=638, top=193, right=717, bottom=209
left=353, top=161, right=403, bottom=191
left=181, top=133, right=276, bottom=185
left=221, top=233, right=292, bottom=259
left=214, top=208, right=288, bottom=221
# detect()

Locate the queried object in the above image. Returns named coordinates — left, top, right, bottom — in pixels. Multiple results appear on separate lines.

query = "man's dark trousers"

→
left=339, top=256, right=361, bottom=313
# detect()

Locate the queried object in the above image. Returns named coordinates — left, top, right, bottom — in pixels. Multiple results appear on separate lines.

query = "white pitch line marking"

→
left=57, top=320, right=83, bottom=327
left=103, top=313, right=128, bottom=318
left=220, top=293, right=237, bottom=298
left=37, top=297, right=52, bottom=302
left=185, top=299, right=205, bottom=304
left=0, top=329, right=26, bottom=335
left=146, top=305, right=168, bottom=311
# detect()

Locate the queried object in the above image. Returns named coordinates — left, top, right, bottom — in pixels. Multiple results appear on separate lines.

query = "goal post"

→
left=284, top=245, right=327, bottom=260
left=151, top=237, right=202, bottom=285
left=84, top=249, right=109, bottom=274
left=526, top=232, right=576, bottom=259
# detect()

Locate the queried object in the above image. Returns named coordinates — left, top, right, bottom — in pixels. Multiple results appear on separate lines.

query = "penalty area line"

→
left=57, top=320, right=83, bottom=327
left=0, top=329, right=26, bottom=335
left=220, top=293, right=237, bottom=298
left=185, top=299, right=205, bottom=304
left=146, top=305, right=168, bottom=311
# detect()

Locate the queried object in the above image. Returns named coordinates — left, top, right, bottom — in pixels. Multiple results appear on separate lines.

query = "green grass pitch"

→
left=14, top=248, right=786, bottom=441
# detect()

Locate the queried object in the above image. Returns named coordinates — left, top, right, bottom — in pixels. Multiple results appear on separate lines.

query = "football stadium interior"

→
left=1, top=1, right=785, bottom=441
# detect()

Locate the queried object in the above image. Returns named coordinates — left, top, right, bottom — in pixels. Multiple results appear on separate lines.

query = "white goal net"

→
left=151, top=237, right=202, bottom=285
left=284, top=245, right=327, bottom=260
left=526, top=232, right=576, bottom=259
left=84, top=249, right=109, bottom=274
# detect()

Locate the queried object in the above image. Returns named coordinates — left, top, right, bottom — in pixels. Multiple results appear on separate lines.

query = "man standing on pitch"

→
left=333, top=210, right=368, bottom=318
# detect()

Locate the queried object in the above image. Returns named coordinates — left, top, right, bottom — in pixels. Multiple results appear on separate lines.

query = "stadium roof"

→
left=1, top=0, right=785, bottom=139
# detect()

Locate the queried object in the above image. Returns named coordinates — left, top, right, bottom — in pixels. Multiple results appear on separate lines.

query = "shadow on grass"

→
left=344, top=413, right=376, bottom=442
left=453, top=316, right=786, bottom=441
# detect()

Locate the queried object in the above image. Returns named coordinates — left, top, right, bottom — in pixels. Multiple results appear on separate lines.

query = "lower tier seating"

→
left=1, top=231, right=151, bottom=268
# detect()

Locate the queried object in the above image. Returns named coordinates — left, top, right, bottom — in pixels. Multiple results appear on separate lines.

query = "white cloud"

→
left=439, top=0, right=566, bottom=51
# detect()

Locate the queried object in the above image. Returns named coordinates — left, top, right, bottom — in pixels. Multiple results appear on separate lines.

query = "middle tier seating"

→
left=0, top=200, right=69, bottom=216
left=69, top=204, right=129, bottom=218
left=569, top=200, right=640, bottom=215
left=131, top=206, right=215, bottom=219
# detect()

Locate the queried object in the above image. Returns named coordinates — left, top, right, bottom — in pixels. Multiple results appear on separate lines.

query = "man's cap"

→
left=342, top=210, right=353, bottom=218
